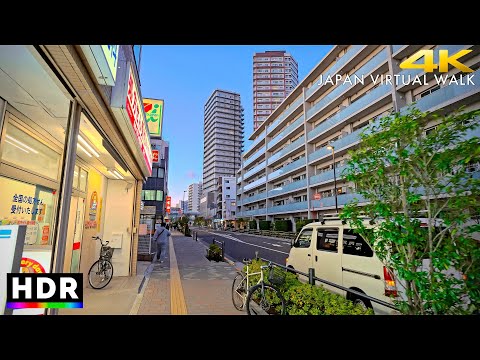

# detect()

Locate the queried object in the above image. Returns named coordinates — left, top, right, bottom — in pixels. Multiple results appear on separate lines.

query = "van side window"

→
left=317, top=228, right=339, bottom=252
left=294, top=229, right=313, bottom=248
left=342, top=229, right=374, bottom=257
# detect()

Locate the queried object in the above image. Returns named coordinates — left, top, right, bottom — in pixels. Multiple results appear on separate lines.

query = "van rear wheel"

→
left=353, top=297, right=372, bottom=311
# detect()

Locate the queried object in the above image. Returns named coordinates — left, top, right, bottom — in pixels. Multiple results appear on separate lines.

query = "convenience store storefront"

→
left=0, top=45, right=151, bottom=314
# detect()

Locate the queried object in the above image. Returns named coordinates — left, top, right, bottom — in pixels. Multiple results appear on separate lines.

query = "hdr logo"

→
left=6, top=273, right=83, bottom=309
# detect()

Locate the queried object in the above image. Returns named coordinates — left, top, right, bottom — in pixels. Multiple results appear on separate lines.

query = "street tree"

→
left=340, top=106, right=480, bottom=314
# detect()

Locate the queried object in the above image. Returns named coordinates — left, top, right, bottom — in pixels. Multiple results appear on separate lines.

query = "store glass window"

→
left=156, top=190, right=164, bottom=201
left=2, top=124, right=61, bottom=180
left=79, top=169, right=88, bottom=192
left=0, top=176, right=55, bottom=246
left=158, top=168, right=165, bottom=178
left=151, top=168, right=158, bottom=177
left=73, top=165, right=79, bottom=189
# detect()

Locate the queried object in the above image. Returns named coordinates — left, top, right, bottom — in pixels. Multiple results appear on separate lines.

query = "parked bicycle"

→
left=231, top=258, right=286, bottom=315
left=88, top=236, right=114, bottom=289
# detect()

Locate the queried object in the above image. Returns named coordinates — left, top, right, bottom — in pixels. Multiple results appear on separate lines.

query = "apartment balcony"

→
left=395, top=45, right=472, bottom=90
left=311, top=193, right=367, bottom=210
left=244, top=145, right=266, bottom=167
left=268, top=179, right=307, bottom=198
left=268, top=157, right=306, bottom=182
left=409, top=69, right=480, bottom=113
left=239, top=192, right=267, bottom=206
left=268, top=115, right=304, bottom=150
left=244, top=129, right=266, bottom=157
left=308, top=129, right=361, bottom=165
left=307, top=84, right=391, bottom=143
left=266, top=96, right=304, bottom=134
left=244, top=160, right=266, bottom=181
left=309, top=165, right=347, bottom=186
left=267, top=201, right=308, bottom=214
left=243, top=176, right=267, bottom=192
left=306, top=48, right=388, bottom=122
left=305, top=45, right=365, bottom=99
left=240, top=208, right=267, bottom=217
left=237, top=175, right=242, bottom=184
left=267, top=137, right=305, bottom=166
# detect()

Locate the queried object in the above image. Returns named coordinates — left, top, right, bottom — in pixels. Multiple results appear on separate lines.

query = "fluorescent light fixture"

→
left=77, top=143, right=92, bottom=157
left=108, top=170, right=122, bottom=180
left=6, top=135, right=39, bottom=154
left=78, top=135, right=100, bottom=157
left=74, top=171, right=78, bottom=175
left=5, top=140, right=29, bottom=153
left=113, top=170, right=124, bottom=179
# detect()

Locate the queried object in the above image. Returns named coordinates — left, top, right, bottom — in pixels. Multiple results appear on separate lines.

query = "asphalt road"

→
left=192, top=228, right=291, bottom=265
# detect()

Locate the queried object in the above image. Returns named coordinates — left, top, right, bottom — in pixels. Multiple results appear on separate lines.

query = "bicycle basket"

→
left=268, top=266, right=286, bottom=286
left=101, top=246, right=114, bottom=260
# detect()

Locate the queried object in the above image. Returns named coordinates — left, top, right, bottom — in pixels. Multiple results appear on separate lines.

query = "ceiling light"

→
left=108, top=170, right=122, bottom=180
left=5, top=140, right=29, bottom=153
left=6, top=135, right=39, bottom=154
left=78, top=135, right=100, bottom=157
left=77, top=143, right=92, bottom=157
left=113, top=170, right=124, bottom=179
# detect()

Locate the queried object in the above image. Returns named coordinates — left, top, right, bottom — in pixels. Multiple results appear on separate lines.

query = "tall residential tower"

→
left=188, top=182, right=202, bottom=214
left=253, top=50, right=298, bottom=131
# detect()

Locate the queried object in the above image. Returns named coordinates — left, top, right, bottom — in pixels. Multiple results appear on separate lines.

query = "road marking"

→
left=169, top=237, right=188, bottom=315
left=263, top=242, right=282, bottom=247
left=204, top=231, right=289, bottom=255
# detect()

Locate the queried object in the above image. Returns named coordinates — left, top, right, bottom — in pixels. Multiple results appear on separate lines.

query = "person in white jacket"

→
left=152, top=222, right=171, bottom=262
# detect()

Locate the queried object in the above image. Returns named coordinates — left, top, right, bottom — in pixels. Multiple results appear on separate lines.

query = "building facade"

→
left=215, top=176, right=236, bottom=223
left=188, top=182, right=202, bottom=214
left=202, top=89, right=244, bottom=218
left=253, top=51, right=299, bottom=131
left=0, top=45, right=153, bottom=315
left=237, top=45, right=480, bottom=230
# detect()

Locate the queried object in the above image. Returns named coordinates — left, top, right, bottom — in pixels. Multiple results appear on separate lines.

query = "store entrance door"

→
left=64, top=196, right=86, bottom=273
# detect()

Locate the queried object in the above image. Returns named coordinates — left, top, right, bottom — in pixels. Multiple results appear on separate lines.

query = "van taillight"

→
left=383, top=266, right=398, bottom=297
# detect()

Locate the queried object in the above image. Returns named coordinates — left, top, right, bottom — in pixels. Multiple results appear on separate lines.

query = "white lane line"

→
left=204, top=231, right=289, bottom=255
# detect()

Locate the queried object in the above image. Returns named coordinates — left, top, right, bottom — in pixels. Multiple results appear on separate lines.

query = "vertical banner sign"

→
left=166, top=196, right=171, bottom=214
left=152, top=150, right=159, bottom=163
left=143, top=98, right=164, bottom=137
left=126, top=67, right=153, bottom=175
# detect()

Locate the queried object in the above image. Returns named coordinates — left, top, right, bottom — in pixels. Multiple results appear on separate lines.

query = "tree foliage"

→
left=340, top=106, right=480, bottom=314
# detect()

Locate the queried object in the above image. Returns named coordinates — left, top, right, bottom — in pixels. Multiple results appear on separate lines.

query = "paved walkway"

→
left=62, top=230, right=243, bottom=315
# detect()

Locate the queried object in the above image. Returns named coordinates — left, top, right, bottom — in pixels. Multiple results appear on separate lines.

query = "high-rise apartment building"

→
left=188, top=182, right=202, bottom=213
left=238, top=45, right=480, bottom=231
left=253, top=50, right=299, bottom=131
left=216, top=176, right=236, bottom=221
left=202, top=89, right=244, bottom=218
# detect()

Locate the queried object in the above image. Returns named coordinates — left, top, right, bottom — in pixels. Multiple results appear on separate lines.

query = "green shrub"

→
left=259, top=220, right=271, bottom=230
left=246, top=259, right=374, bottom=315
left=295, top=219, right=315, bottom=232
left=273, top=220, right=292, bottom=232
left=248, top=220, right=257, bottom=230
left=206, top=243, right=223, bottom=262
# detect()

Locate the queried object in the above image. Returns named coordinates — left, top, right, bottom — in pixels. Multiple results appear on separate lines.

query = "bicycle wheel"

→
left=88, top=259, right=114, bottom=289
left=232, top=272, right=247, bottom=311
left=246, top=283, right=285, bottom=315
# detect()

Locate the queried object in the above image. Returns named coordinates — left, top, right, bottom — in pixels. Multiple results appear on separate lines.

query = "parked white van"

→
left=286, top=219, right=399, bottom=315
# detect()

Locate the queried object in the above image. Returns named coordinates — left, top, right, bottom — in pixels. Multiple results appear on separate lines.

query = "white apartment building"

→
left=188, top=182, right=202, bottom=213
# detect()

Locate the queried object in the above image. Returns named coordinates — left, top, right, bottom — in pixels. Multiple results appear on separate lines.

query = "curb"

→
left=195, top=233, right=238, bottom=268
left=192, top=227, right=292, bottom=243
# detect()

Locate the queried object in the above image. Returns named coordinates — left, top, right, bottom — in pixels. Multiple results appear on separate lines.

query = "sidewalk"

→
left=61, top=230, right=243, bottom=315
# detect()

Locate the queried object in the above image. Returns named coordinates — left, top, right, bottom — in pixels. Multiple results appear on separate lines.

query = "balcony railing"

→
left=311, top=193, right=367, bottom=209
left=239, top=192, right=267, bottom=206
left=240, top=208, right=267, bottom=217
left=308, top=130, right=361, bottom=164
left=267, top=137, right=305, bottom=165
left=266, top=96, right=304, bottom=134
left=244, top=129, right=266, bottom=156
left=396, top=45, right=470, bottom=84
left=243, top=176, right=267, bottom=192
left=392, top=45, right=405, bottom=54
left=268, top=157, right=306, bottom=181
left=268, top=179, right=307, bottom=197
left=305, top=45, right=365, bottom=98
left=307, top=84, right=390, bottom=142
left=268, top=115, right=304, bottom=149
left=267, top=201, right=308, bottom=214
left=309, top=165, right=347, bottom=186
left=244, top=160, right=266, bottom=180
left=244, top=145, right=266, bottom=167
left=306, top=48, right=388, bottom=121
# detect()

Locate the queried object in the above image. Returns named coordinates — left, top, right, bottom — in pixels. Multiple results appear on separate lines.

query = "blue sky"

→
left=139, top=45, right=332, bottom=206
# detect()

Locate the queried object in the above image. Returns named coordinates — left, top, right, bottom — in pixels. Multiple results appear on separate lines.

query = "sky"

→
left=139, top=45, right=333, bottom=206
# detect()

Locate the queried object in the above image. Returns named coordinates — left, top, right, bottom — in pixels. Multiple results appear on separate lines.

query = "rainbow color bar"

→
left=7, top=302, right=83, bottom=309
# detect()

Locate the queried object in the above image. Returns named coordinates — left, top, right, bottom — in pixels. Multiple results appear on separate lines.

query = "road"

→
left=192, top=228, right=291, bottom=265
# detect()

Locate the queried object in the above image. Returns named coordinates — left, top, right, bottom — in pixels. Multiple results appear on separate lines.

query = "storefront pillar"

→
left=130, top=180, right=143, bottom=276
left=50, top=100, right=81, bottom=314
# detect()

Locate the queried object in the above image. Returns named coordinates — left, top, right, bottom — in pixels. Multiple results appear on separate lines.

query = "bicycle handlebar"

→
left=92, top=236, right=109, bottom=246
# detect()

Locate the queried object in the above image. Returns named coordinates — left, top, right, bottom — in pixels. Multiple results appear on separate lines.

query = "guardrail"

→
left=258, top=256, right=398, bottom=311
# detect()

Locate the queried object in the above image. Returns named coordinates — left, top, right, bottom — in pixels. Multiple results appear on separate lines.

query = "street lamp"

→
left=326, top=144, right=339, bottom=213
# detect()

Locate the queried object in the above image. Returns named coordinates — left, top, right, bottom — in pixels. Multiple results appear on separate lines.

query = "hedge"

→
left=259, top=220, right=271, bottom=230
left=273, top=220, right=292, bottom=232
left=295, top=219, right=316, bottom=232
left=248, top=220, right=257, bottom=230
left=245, top=259, right=374, bottom=315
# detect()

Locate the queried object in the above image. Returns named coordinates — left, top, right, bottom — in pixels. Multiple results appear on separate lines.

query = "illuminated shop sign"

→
left=80, top=45, right=119, bottom=86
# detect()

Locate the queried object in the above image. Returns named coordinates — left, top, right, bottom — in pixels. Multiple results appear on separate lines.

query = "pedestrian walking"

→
left=153, top=222, right=171, bottom=262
